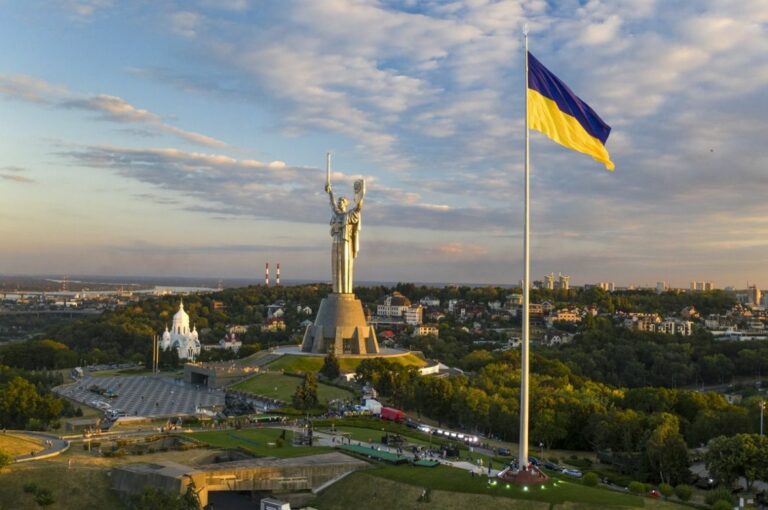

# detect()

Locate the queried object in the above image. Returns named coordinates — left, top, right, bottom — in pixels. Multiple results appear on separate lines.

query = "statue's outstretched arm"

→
left=327, top=187, right=339, bottom=212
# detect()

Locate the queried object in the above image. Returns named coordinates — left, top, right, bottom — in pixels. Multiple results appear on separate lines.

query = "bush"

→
left=628, top=481, right=645, bottom=494
left=568, top=457, right=593, bottom=469
left=711, top=501, right=732, bottom=510
left=659, top=483, right=674, bottom=499
left=706, top=489, right=735, bottom=507
left=582, top=472, right=599, bottom=487
left=23, top=483, right=38, bottom=494
left=34, top=488, right=55, bottom=506
left=604, top=473, right=634, bottom=487
left=674, top=484, right=693, bottom=502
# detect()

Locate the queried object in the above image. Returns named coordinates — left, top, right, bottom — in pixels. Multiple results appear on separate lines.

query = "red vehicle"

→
left=380, top=407, right=406, bottom=423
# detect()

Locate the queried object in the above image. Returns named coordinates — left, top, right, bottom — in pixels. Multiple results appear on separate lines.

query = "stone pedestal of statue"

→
left=301, top=293, right=379, bottom=355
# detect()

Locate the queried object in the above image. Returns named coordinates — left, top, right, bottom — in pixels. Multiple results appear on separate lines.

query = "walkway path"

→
left=10, top=431, right=69, bottom=463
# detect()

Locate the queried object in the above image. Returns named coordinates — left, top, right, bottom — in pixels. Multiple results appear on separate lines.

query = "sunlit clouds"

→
left=0, top=0, right=766, bottom=285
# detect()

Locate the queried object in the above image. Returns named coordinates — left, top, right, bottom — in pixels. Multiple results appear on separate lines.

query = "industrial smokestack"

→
left=265, top=262, right=270, bottom=287
left=276, top=263, right=281, bottom=287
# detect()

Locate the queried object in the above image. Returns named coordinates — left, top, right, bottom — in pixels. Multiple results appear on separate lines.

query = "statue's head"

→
left=337, top=197, right=348, bottom=211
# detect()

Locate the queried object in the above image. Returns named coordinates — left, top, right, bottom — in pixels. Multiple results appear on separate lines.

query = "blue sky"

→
left=0, top=0, right=767, bottom=287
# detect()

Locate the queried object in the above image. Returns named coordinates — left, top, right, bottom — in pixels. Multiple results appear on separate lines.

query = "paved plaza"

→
left=54, top=375, right=225, bottom=418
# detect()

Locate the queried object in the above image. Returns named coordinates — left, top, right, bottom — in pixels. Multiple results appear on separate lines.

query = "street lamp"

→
left=760, top=401, right=765, bottom=437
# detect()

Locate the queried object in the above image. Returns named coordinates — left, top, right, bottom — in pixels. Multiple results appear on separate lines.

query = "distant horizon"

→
left=0, top=272, right=757, bottom=292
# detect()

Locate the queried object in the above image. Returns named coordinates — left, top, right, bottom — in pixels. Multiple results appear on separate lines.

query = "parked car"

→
left=695, top=476, right=716, bottom=490
left=496, top=447, right=512, bottom=456
left=562, top=468, right=583, bottom=478
left=543, top=461, right=560, bottom=470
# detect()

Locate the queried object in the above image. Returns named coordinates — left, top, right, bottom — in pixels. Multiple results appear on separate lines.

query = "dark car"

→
left=543, top=461, right=560, bottom=470
left=496, top=447, right=512, bottom=456
left=695, top=476, right=716, bottom=490
left=528, top=455, right=541, bottom=466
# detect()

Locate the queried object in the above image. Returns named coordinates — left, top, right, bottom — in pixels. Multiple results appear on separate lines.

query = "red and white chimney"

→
left=265, top=262, right=270, bottom=287
left=276, top=263, right=281, bottom=287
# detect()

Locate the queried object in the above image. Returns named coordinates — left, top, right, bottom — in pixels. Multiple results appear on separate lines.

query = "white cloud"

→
left=171, top=11, right=204, bottom=38
left=0, top=75, right=227, bottom=148
left=61, top=0, right=113, bottom=18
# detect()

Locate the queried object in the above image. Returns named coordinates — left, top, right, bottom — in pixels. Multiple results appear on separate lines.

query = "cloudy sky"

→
left=0, top=0, right=767, bottom=288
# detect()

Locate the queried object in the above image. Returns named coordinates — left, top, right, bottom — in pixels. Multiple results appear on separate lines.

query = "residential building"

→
left=419, top=296, right=440, bottom=307
left=403, top=304, right=423, bottom=325
left=377, top=292, right=412, bottom=317
left=413, top=324, right=439, bottom=337
left=267, top=302, right=285, bottom=319
left=261, top=317, right=286, bottom=332
left=680, top=306, right=700, bottom=320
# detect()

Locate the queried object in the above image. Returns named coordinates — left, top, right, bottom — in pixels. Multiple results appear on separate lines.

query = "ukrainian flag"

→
left=528, top=52, right=614, bottom=170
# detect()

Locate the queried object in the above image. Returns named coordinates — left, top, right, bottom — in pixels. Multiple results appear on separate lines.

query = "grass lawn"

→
left=58, top=396, right=102, bottom=419
left=231, top=372, right=354, bottom=403
left=312, top=472, right=551, bottom=510
left=187, top=428, right=331, bottom=458
left=265, top=352, right=428, bottom=374
left=313, top=469, right=689, bottom=510
left=368, top=464, right=688, bottom=508
left=0, top=462, right=121, bottom=510
left=0, top=433, right=44, bottom=457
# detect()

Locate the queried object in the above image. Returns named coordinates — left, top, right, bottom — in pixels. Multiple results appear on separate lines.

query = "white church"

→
left=160, top=300, right=201, bottom=360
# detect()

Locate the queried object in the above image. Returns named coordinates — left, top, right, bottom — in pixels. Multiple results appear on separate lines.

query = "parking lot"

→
left=54, top=375, right=225, bottom=418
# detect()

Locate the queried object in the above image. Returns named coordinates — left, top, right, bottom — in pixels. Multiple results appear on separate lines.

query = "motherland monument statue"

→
left=301, top=154, right=380, bottom=355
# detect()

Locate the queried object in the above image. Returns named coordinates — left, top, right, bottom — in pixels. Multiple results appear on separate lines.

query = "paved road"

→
left=9, top=431, right=69, bottom=463
left=54, top=375, right=225, bottom=418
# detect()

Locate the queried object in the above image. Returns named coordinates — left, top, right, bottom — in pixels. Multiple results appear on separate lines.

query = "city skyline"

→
left=1, top=1, right=767, bottom=286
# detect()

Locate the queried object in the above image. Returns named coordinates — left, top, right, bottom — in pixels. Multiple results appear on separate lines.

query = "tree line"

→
left=545, top=317, right=768, bottom=388
left=355, top=353, right=761, bottom=484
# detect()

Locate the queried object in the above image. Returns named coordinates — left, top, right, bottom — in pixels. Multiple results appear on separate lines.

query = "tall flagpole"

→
left=518, top=25, right=531, bottom=471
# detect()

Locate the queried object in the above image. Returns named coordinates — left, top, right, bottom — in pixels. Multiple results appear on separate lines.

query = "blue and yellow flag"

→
left=527, top=52, right=614, bottom=170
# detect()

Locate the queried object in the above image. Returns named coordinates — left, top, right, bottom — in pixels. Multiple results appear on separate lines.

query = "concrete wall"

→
left=113, top=452, right=369, bottom=508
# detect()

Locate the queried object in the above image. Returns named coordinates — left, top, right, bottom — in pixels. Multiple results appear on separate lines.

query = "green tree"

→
left=0, top=376, right=62, bottom=429
left=644, top=413, right=690, bottom=485
left=127, top=486, right=199, bottom=510
left=292, top=373, right=319, bottom=410
left=320, top=350, right=340, bottom=380
left=705, top=434, right=768, bottom=491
